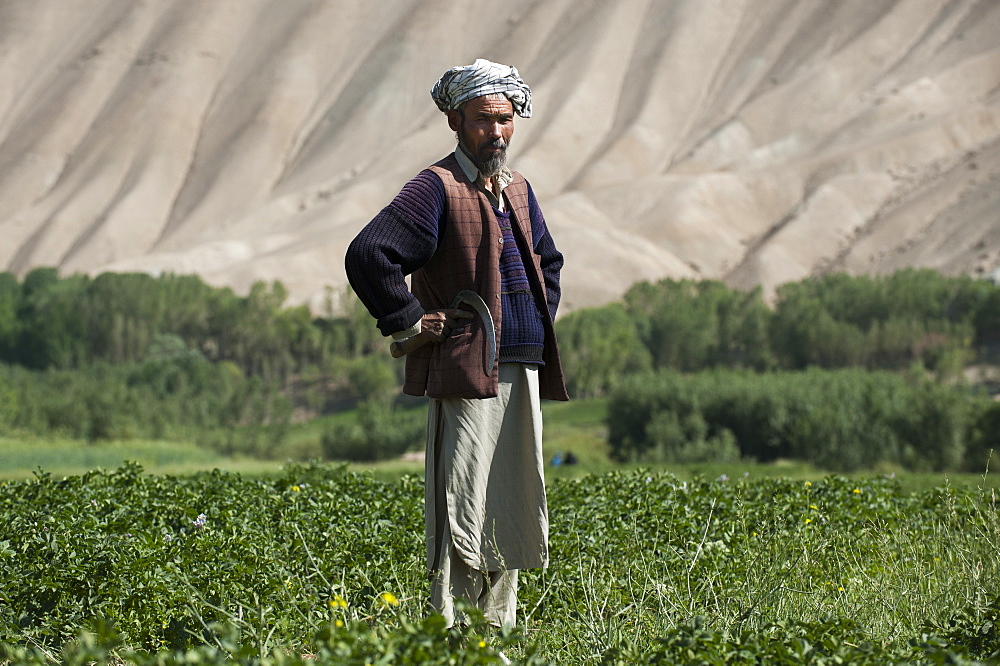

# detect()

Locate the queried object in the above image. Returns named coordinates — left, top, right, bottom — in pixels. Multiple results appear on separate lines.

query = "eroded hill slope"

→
left=1, top=0, right=997, bottom=311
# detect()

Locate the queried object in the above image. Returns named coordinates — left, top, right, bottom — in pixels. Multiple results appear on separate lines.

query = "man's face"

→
left=448, top=95, right=514, bottom=178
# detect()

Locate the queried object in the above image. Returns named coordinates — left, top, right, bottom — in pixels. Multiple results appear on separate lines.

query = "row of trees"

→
left=3, top=267, right=999, bottom=470
left=607, top=368, right=997, bottom=473
left=0, top=269, right=395, bottom=451
left=0, top=335, right=291, bottom=456
left=6, top=267, right=996, bottom=396
left=0, top=268, right=384, bottom=382
left=556, top=269, right=1000, bottom=398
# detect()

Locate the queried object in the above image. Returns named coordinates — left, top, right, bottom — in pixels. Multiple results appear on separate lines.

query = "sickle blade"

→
left=453, top=290, right=496, bottom=376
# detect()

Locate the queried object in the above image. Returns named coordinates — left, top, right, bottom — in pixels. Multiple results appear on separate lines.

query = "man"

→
left=345, top=59, right=568, bottom=629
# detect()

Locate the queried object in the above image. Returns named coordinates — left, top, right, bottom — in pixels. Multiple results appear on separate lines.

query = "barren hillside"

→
left=1, top=0, right=998, bottom=312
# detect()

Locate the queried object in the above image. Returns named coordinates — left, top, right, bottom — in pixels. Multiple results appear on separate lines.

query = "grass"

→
left=0, top=437, right=223, bottom=480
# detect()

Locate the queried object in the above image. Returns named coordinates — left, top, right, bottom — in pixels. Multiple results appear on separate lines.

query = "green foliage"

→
left=15, top=269, right=90, bottom=369
left=345, top=355, right=399, bottom=402
left=601, top=615, right=998, bottom=665
left=607, top=368, right=989, bottom=471
left=0, top=463, right=423, bottom=652
left=0, top=272, right=411, bottom=448
left=563, top=270, right=1000, bottom=398
left=770, top=270, right=982, bottom=371
left=967, top=403, right=1000, bottom=473
left=5, top=267, right=999, bottom=472
left=538, top=470, right=1000, bottom=664
left=0, top=613, right=529, bottom=665
left=645, top=410, right=741, bottom=464
left=6, top=267, right=999, bottom=456
left=321, top=400, right=424, bottom=462
left=555, top=303, right=652, bottom=398
left=926, top=592, right=1000, bottom=661
left=2, top=466, right=998, bottom=664
left=624, top=279, right=773, bottom=372
left=0, top=272, right=20, bottom=361
left=0, top=353, right=290, bottom=451
left=0, top=270, right=370, bottom=385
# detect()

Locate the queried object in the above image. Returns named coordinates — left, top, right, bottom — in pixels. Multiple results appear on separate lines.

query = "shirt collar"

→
left=454, top=147, right=513, bottom=210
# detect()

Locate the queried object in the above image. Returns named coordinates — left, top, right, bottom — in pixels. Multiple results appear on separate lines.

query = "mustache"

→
left=482, top=138, right=507, bottom=150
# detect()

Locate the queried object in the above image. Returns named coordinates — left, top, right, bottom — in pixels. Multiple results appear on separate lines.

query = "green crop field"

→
left=1, top=461, right=998, bottom=665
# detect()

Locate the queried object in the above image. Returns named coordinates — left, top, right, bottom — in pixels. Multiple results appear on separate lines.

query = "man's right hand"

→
left=419, top=308, right=474, bottom=342
left=389, top=308, right=474, bottom=358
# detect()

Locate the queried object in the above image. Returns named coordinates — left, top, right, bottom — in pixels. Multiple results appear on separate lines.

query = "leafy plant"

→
left=2, top=460, right=998, bottom=663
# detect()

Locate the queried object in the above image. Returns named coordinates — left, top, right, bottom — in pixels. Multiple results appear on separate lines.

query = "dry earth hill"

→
left=1, top=0, right=999, bottom=313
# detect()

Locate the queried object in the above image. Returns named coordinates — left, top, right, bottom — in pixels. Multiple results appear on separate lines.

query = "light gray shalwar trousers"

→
left=426, top=363, right=548, bottom=627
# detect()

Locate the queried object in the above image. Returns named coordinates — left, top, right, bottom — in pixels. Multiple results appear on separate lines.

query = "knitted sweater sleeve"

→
left=527, top=182, right=563, bottom=321
left=345, top=170, right=445, bottom=336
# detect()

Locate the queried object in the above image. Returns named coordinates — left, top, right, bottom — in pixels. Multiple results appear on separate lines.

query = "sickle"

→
left=452, top=290, right=496, bottom=376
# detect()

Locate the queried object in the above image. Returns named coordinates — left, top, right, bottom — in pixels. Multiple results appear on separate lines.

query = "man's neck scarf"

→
left=430, top=59, right=532, bottom=118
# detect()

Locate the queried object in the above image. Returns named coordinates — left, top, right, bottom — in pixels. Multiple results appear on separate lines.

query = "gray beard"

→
left=459, top=138, right=507, bottom=178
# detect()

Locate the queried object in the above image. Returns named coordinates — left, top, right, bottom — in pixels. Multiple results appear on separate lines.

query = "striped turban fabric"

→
left=430, top=59, right=533, bottom=118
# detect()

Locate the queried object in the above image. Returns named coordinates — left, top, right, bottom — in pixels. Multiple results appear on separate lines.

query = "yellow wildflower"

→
left=853, top=488, right=861, bottom=494
left=380, top=591, right=399, bottom=607
left=478, top=640, right=487, bottom=649
left=329, top=595, right=348, bottom=609
left=292, top=485, right=301, bottom=492
left=335, top=619, right=344, bottom=628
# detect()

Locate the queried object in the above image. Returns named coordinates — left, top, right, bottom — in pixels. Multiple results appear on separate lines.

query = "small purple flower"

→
left=91, top=499, right=98, bottom=507
left=192, top=513, right=207, bottom=529
left=717, top=474, right=729, bottom=483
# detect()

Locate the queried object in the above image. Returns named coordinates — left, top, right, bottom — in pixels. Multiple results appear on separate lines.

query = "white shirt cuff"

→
left=390, top=320, right=422, bottom=341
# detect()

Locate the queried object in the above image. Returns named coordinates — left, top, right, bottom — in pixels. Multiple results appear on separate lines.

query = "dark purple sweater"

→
left=345, top=169, right=563, bottom=365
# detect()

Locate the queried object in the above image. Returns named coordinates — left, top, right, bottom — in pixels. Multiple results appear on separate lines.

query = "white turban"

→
left=430, top=58, right=532, bottom=118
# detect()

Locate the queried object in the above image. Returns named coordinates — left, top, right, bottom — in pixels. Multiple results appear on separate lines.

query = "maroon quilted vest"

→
left=402, top=154, right=568, bottom=401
